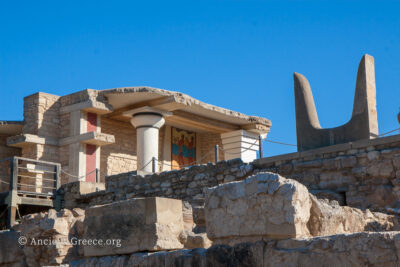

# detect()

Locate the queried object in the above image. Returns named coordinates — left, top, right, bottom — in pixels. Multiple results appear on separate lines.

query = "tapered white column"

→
left=130, top=112, right=165, bottom=173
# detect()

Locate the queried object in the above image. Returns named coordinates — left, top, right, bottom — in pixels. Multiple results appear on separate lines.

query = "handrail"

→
left=14, top=156, right=61, bottom=166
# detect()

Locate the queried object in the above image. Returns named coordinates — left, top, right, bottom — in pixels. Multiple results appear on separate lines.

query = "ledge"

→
left=6, top=134, right=58, bottom=147
left=242, top=123, right=271, bottom=135
left=254, top=134, right=400, bottom=167
left=60, top=100, right=113, bottom=115
left=0, top=121, right=23, bottom=135
left=60, top=132, right=115, bottom=146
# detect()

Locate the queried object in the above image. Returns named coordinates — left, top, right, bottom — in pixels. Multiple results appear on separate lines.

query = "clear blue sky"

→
left=1, top=0, right=399, bottom=157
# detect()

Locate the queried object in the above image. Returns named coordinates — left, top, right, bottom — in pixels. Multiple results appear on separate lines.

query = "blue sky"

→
left=1, top=0, right=399, bottom=157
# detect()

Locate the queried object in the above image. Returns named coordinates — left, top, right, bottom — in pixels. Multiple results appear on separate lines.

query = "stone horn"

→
left=294, top=54, right=378, bottom=152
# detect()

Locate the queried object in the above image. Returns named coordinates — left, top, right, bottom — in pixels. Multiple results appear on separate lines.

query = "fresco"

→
left=171, top=127, right=196, bottom=169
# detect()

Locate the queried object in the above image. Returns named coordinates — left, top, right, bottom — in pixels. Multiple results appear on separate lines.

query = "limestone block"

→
left=367, top=160, right=394, bottom=178
left=193, top=206, right=205, bottom=226
left=0, top=230, right=25, bottom=266
left=393, top=155, right=400, bottom=170
left=70, top=232, right=400, bottom=267
left=205, top=172, right=311, bottom=244
left=185, top=233, right=212, bottom=249
left=69, top=255, right=128, bottom=267
left=308, top=195, right=400, bottom=236
left=268, top=232, right=400, bottom=267
left=83, top=197, right=184, bottom=257
left=180, top=230, right=212, bottom=249
left=319, top=172, right=356, bottom=189
left=12, top=208, right=85, bottom=266
left=309, top=189, right=345, bottom=205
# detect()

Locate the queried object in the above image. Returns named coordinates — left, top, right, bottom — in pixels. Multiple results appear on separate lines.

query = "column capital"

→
left=125, top=107, right=171, bottom=173
left=124, top=106, right=171, bottom=129
left=123, top=106, right=172, bottom=118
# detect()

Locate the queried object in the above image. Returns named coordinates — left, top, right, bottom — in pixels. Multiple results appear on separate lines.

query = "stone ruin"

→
left=0, top=54, right=400, bottom=266
left=3, top=170, right=400, bottom=266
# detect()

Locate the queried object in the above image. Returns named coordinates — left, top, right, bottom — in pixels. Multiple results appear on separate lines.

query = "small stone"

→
left=194, top=173, right=206, bottom=181
left=188, top=181, right=197, bottom=188
left=161, top=182, right=171, bottom=187
left=223, top=175, right=235, bottom=183
left=367, top=151, right=380, bottom=161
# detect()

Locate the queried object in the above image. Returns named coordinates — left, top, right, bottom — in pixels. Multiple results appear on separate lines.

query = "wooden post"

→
left=95, top=168, right=100, bottom=183
left=152, top=157, right=156, bottom=173
left=55, top=164, right=61, bottom=190
left=7, top=157, right=18, bottom=228
left=6, top=206, right=16, bottom=229
left=54, top=163, right=62, bottom=211
left=9, top=157, right=18, bottom=191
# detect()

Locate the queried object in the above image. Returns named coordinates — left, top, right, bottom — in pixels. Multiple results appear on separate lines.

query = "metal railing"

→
left=0, top=156, right=61, bottom=229
left=9, top=157, right=61, bottom=197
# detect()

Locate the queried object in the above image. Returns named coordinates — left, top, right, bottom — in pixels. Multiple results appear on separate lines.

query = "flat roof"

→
left=102, top=87, right=271, bottom=134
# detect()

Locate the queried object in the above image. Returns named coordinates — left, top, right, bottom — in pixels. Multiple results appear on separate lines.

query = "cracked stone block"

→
left=83, top=197, right=184, bottom=257
left=205, top=172, right=311, bottom=245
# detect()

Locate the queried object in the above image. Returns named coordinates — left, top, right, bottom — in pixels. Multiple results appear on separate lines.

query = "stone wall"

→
left=106, top=159, right=250, bottom=204
left=6, top=88, right=228, bottom=187
left=254, top=134, right=400, bottom=210
left=61, top=159, right=253, bottom=209
left=100, top=118, right=137, bottom=178
left=198, top=132, right=225, bottom=164
left=22, top=93, right=61, bottom=163
left=62, top=134, right=400, bottom=212
left=0, top=134, right=21, bottom=192
left=69, top=232, right=400, bottom=267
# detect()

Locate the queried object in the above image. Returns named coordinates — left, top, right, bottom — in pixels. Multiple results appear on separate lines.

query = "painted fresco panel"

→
left=171, top=127, right=196, bottom=169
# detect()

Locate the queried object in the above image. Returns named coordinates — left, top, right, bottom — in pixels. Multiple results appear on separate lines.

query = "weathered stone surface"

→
left=0, top=230, right=25, bottom=266
left=205, top=172, right=311, bottom=244
left=182, top=201, right=194, bottom=232
left=70, top=255, right=128, bottom=267
left=308, top=195, right=400, bottom=236
left=12, top=208, right=85, bottom=267
left=61, top=134, right=400, bottom=213
left=83, top=197, right=184, bottom=257
left=206, top=242, right=265, bottom=267
left=268, top=232, right=400, bottom=267
left=193, top=206, right=205, bottom=226
left=59, top=181, right=106, bottom=209
left=180, top=230, right=212, bottom=249
left=309, top=189, right=345, bottom=205
left=69, top=231, right=400, bottom=267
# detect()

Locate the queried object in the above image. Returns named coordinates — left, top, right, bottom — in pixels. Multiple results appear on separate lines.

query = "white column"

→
left=130, top=113, right=165, bottom=173
left=220, top=130, right=260, bottom=163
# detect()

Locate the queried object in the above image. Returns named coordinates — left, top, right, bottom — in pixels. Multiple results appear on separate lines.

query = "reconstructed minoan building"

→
left=0, top=87, right=271, bottom=185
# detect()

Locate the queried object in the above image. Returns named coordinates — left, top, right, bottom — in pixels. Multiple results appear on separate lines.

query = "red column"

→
left=86, top=144, right=97, bottom=182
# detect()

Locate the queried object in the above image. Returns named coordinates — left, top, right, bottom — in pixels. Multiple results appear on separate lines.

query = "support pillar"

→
left=130, top=112, right=166, bottom=173
left=220, top=130, right=260, bottom=163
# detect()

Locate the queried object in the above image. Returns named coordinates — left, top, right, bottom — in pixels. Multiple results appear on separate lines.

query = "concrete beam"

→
left=167, top=110, right=240, bottom=133
left=60, top=100, right=113, bottom=115
left=59, top=132, right=115, bottom=146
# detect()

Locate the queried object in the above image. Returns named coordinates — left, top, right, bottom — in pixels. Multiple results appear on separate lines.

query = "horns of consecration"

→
left=293, top=54, right=378, bottom=152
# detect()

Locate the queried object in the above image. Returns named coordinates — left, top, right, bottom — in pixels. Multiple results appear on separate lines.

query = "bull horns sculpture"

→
left=294, top=54, right=378, bottom=151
